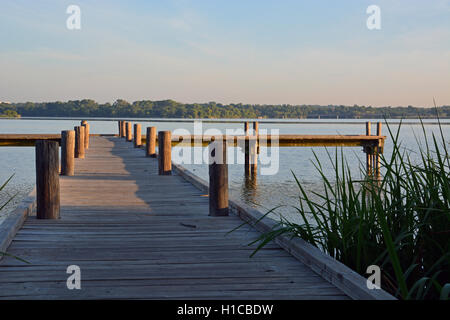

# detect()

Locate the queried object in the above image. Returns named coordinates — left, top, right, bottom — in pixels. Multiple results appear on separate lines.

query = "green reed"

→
left=253, top=120, right=449, bottom=300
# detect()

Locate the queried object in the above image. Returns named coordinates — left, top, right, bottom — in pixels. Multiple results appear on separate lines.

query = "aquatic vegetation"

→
left=254, top=119, right=450, bottom=300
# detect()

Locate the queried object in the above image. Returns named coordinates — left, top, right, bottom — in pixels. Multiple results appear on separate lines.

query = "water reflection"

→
left=241, top=171, right=258, bottom=204
left=2, top=118, right=450, bottom=224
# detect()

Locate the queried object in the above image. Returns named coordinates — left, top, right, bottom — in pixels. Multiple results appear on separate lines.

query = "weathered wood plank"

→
left=0, top=136, right=350, bottom=300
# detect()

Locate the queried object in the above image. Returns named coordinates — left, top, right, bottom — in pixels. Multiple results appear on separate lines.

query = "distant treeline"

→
left=1, top=100, right=449, bottom=119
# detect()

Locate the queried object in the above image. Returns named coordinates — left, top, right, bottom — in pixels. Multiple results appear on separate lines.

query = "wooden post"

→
left=250, top=136, right=258, bottom=176
left=35, top=140, right=60, bottom=219
left=158, top=131, right=172, bottom=175
left=118, top=121, right=122, bottom=137
left=146, top=127, right=156, bottom=157
left=82, top=122, right=90, bottom=150
left=61, top=130, right=75, bottom=176
left=366, top=121, right=372, bottom=135
left=244, top=122, right=250, bottom=176
left=209, top=141, right=229, bottom=216
left=251, top=121, right=259, bottom=174
left=134, top=124, right=142, bottom=148
left=253, top=121, right=260, bottom=154
left=126, top=122, right=132, bottom=142
left=121, top=121, right=126, bottom=138
left=74, top=126, right=85, bottom=159
left=253, top=121, right=259, bottom=135
left=365, top=122, right=372, bottom=176
left=376, top=122, right=382, bottom=180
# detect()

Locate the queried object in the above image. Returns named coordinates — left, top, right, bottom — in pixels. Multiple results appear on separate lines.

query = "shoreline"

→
left=2, top=116, right=450, bottom=125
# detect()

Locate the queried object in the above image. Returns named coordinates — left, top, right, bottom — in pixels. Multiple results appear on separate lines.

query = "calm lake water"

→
left=1, top=118, right=449, bottom=223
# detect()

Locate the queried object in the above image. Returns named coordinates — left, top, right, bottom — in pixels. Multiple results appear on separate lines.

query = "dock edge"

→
left=172, top=163, right=396, bottom=300
left=0, top=188, right=36, bottom=261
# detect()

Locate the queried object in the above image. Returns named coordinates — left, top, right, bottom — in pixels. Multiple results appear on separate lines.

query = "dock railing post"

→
left=244, top=122, right=250, bottom=176
left=376, top=122, right=382, bottom=180
left=209, top=139, right=229, bottom=216
left=61, top=130, right=75, bottom=176
left=35, top=140, right=60, bottom=219
left=251, top=121, right=259, bottom=175
left=126, top=122, right=132, bottom=142
left=146, top=127, right=156, bottom=157
left=253, top=121, right=260, bottom=154
left=250, top=136, right=258, bottom=176
left=365, top=121, right=372, bottom=177
left=74, top=126, right=85, bottom=159
left=81, top=121, right=90, bottom=150
left=134, top=123, right=142, bottom=148
left=121, top=121, right=126, bottom=138
left=158, top=131, right=172, bottom=175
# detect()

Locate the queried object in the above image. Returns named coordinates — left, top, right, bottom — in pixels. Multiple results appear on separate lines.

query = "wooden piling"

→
left=61, top=130, right=75, bottom=176
left=244, top=122, right=250, bottom=176
left=146, top=127, right=156, bottom=157
left=365, top=122, right=372, bottom=176
left=35, top=140, right=60, bottom=219
left=209, top=141, right=229, bottom=216
left=74, top=126, right=85, bottom=159
left=134, top=124, right=142, bottom=148
left=82, top=122, right=90, bottom=150
left=250, top=136, right=258, bottom=176
left=376, top=122, right=382, bottom=180
left=251, top=121, right=259, bottom=174
left=244, top=122, right=249, bottom=135
left=126, top=122, right=132, bottom=142
left=253, top=121, right=259, bottom=135
left=158, top=131, right=172, bottom=175
left=121, top=121, right=126, bottom=138
left=118, top=121, right=122, bottom=137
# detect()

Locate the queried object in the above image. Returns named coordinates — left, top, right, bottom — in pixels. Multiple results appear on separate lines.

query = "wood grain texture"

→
left=208, top=141, right=228, bottom=216
left=82, top=122, right=90, bottom=150
left=35, top=140, right=60, bottom=219
left=1, top=134, right=385, bottom=148
left=0, top=137, right=349, bottom=300
left=74, top=126, right=85, bottom=159
left=146, top=127, right=156, bottom=158
left=172, top=163, right=396, bottom=300
left=253, top=121, right=259, bottom=135
left=0, top=189, right=36, bottom=261
left=60, top=130, right=75, bottom=176
left=134, top=124, right=141, bottom=148
left=126, top=122, right=132, bottom=142
left=158, top=131, right=172, bottom=175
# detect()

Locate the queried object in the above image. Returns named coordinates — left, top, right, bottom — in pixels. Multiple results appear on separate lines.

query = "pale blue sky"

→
left=1, top=0, right=449, bottom=106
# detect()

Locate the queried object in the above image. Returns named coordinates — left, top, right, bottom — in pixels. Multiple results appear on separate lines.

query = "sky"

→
left=0, top=0, right=449, bottom=107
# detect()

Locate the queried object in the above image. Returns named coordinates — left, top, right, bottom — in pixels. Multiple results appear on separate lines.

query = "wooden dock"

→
left=0, top=136, right=352, bottom=299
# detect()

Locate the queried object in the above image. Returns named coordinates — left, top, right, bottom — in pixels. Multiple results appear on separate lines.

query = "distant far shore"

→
left=1, top=99, right=449, bottom=120
left=1, top=116, right=449, bottom=125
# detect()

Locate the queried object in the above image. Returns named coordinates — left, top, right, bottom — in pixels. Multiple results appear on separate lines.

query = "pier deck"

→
left=0, top=136, right=348, bottom=299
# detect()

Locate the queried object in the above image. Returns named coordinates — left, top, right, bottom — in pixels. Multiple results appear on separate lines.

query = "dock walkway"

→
left=0, top=136, right=348, bottom=299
